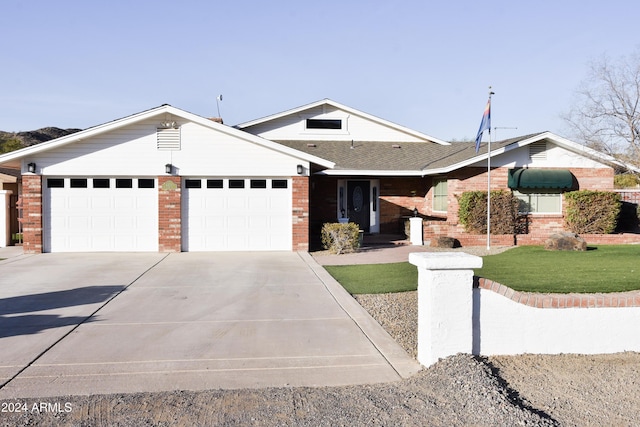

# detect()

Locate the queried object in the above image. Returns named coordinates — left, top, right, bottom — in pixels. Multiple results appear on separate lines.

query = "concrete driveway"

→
left=0, top=250, right=419, bottom=398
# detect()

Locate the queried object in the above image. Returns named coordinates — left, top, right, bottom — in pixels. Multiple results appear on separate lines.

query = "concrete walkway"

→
left=0, top=248, right=420, bottom=398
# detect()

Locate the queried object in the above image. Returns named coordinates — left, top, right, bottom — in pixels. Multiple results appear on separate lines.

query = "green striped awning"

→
left=508, top=169, right=574, bottom=190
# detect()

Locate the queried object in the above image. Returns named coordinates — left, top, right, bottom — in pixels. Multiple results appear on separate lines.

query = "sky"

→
left=2, top=0, right=639, bottom=142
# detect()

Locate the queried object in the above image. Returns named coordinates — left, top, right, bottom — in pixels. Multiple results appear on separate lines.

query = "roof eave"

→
left=317, top=169, right=426, bottom=177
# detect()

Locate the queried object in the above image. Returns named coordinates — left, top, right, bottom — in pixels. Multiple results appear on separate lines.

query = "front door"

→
left=347, top=181, right=370, bottom=232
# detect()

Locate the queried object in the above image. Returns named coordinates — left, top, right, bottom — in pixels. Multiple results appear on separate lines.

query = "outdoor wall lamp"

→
left=297, top=164, right=304, bottom=175
left=27, top=162, right=36, bottom=173
left=165, top=163, right=173, bottom=174
left=413, top=207, right=419, bottom=217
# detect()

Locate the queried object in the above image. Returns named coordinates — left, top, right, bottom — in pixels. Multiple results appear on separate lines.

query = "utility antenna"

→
left=493, top=127, right=517, bottom=141
left=216, top=94, right=223, bottom=119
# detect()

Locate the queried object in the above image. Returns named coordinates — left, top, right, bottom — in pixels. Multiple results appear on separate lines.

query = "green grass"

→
left=477, top=245, right=640, bottom=293
left=324, top=262, right=417, bottom=294
left=324, top=245, right=640, bottom=294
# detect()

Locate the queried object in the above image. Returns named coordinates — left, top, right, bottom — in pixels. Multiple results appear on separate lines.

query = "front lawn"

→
left=324, top=245, right=640, bottom=294
left=478, top=245, right=640, bottom=293
left=323, top=262, right=417, bottom=294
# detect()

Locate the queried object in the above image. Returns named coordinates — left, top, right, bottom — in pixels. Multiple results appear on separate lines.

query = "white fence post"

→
left=0, top=190, right=11, bottom=248
left=409, top=252, right=482, bottom=367
left=409, top=217, right=423, bottom=245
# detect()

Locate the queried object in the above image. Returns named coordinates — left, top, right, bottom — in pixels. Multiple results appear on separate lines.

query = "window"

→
left=93, top=179, right=110, bottom=188
left=70, top=178, right=87, bottom=188
left=272, top=180, right=288, bottom=189
left=513, top=190, right=561, bottom=214
left=185, top=179, right=202, bottom=189
left=115, top=179, right=133, bottom=188
left=138, top=179, right=155, bottom=188
left=229, top=179, right=245, bottom=189
left=432, top=178, right=448, bottom=212
left=207, top=179, right=223, bottom=188
left=250, top=179, right=267, bottom=189
left=47, top=178, right=64, bottom=188
left=306, top=119, right=342, bottom=129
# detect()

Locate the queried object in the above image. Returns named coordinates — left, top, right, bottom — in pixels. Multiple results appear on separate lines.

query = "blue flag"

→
left=475, top=99, right=491, bottom=152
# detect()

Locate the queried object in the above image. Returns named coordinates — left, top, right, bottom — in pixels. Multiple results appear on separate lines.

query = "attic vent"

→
left=392, top=144, right=401, bottom=149
left=307, top=143, right=317, bottom=147
left=157, top=127, right=181, bottom=151
left=529, top=141, right=547, bottom=160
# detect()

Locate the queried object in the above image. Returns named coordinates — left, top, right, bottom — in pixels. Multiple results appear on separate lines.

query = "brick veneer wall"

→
left=292, top=176, right=309, bottom=251
left=158, top=176, right=181, bottom=252
left=421, top=166, right=634, bottom=245
left=21, top=175, right=43, bottom=254
left=477, top=277, right=640, bottom=308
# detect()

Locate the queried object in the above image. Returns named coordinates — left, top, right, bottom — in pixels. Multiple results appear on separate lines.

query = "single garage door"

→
left=183, top=178, right=292, bottom=251
left=43, top=177, right=158, bottom=252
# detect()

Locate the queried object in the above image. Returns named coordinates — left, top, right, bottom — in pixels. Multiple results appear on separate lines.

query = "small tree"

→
left=564, top=49, right=640, bottom=167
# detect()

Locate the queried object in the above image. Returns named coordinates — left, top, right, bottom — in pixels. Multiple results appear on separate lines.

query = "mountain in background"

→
left=0, top=127, right=82, bottom=149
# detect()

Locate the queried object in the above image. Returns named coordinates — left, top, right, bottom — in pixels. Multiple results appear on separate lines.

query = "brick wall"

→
left=20, top=175, right=43, bottom=254
left=421, top=166, right=630, bottom=245
left=379, top=177, right=429, bottom=234
left=158, top=176, right=181, bottom=252
left=477, top=278, right=640, bottom=308
left=292, top=176, right=309, bottom=251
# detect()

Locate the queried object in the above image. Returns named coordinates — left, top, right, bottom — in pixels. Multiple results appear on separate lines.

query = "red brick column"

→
left=158, top=176, right=182, bottom=252
left=292, top=176, right=309, bottom=251
left=21, top=175, right=43, bottom=254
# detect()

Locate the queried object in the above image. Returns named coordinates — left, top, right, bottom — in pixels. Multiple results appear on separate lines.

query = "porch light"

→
left=165, top=163, right=173, bottom=174
left=27, top=162, right=36, bottom=173
left=413, top=207, right=419, bottom=217
left=297, top=164, right=304, bottom=175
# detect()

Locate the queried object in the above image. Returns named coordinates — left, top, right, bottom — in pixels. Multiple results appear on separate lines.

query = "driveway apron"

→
left=0, top=251, right=419, bottom=398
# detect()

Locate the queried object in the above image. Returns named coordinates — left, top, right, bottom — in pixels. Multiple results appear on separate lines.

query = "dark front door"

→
left=347, top=181, right=370, bottom=232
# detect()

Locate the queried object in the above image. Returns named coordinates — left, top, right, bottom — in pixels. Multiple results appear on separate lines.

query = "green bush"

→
left=457, top=190, right=520, bottom=234
left=321, top=222, right=361, bottom=254
left=614, top=174, right=640, bottom=188
left=564, top=190, right=621, bottom=234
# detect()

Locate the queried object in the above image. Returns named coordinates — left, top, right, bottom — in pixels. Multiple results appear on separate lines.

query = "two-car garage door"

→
left=43, top=177, right=293, bottom=252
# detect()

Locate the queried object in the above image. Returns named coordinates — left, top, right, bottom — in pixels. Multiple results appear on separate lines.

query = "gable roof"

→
left=0, top=105, right=335, bottom=170
left=236, top=99, right=451, bottom=146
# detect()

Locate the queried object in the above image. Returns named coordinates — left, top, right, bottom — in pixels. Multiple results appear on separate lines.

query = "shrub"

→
left=321, top=222, right=360, bottom=254
left=564, top=190, right=621, bottom=234
left=457, top=190, right=520, bottom=234
left=614, top=174, right=640, bottom=188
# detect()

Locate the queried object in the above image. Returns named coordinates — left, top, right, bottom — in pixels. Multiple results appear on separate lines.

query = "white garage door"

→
left=44, top=177, right=158, bottom=252
left=183, top=178, right=292, bottom=251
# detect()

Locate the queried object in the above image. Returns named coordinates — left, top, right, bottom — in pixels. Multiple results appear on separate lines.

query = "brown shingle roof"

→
left=276, top=133, right=545, bottom=172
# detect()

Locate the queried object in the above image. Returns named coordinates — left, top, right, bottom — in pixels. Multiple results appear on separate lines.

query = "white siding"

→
left=29, top=119, right=306, bottom=177
left=243, top=105, right=427, bottom=142
left=475, top=141, right=611, bottom=169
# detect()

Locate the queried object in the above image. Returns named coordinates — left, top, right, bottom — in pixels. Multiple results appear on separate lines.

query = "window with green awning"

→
left=508, top=168, right=575, bottom=190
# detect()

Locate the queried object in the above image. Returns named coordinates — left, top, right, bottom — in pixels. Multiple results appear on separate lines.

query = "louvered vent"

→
left=529, top=141, right=547, bottom=160
left=157, top=127, right=181, bottom=151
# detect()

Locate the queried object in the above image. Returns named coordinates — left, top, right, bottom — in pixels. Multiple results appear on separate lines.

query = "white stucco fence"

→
left=409, top=252, right=640, bottom=367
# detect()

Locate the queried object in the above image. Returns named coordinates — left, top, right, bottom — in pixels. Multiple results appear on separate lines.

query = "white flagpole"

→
left=486, top=88, right=494, bottom=250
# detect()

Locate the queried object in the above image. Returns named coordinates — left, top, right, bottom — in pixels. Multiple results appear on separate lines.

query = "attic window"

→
left=306, top=119, right=342, bottom=130
left=157, top=127, right=181, bottom=151
left=529, top=141, right=547, bottom=160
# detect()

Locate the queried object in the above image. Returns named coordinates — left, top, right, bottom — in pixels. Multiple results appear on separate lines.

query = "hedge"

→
left=564, top=190, right=621, bottom=234
left=457, top=190, right=521, bottom=234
